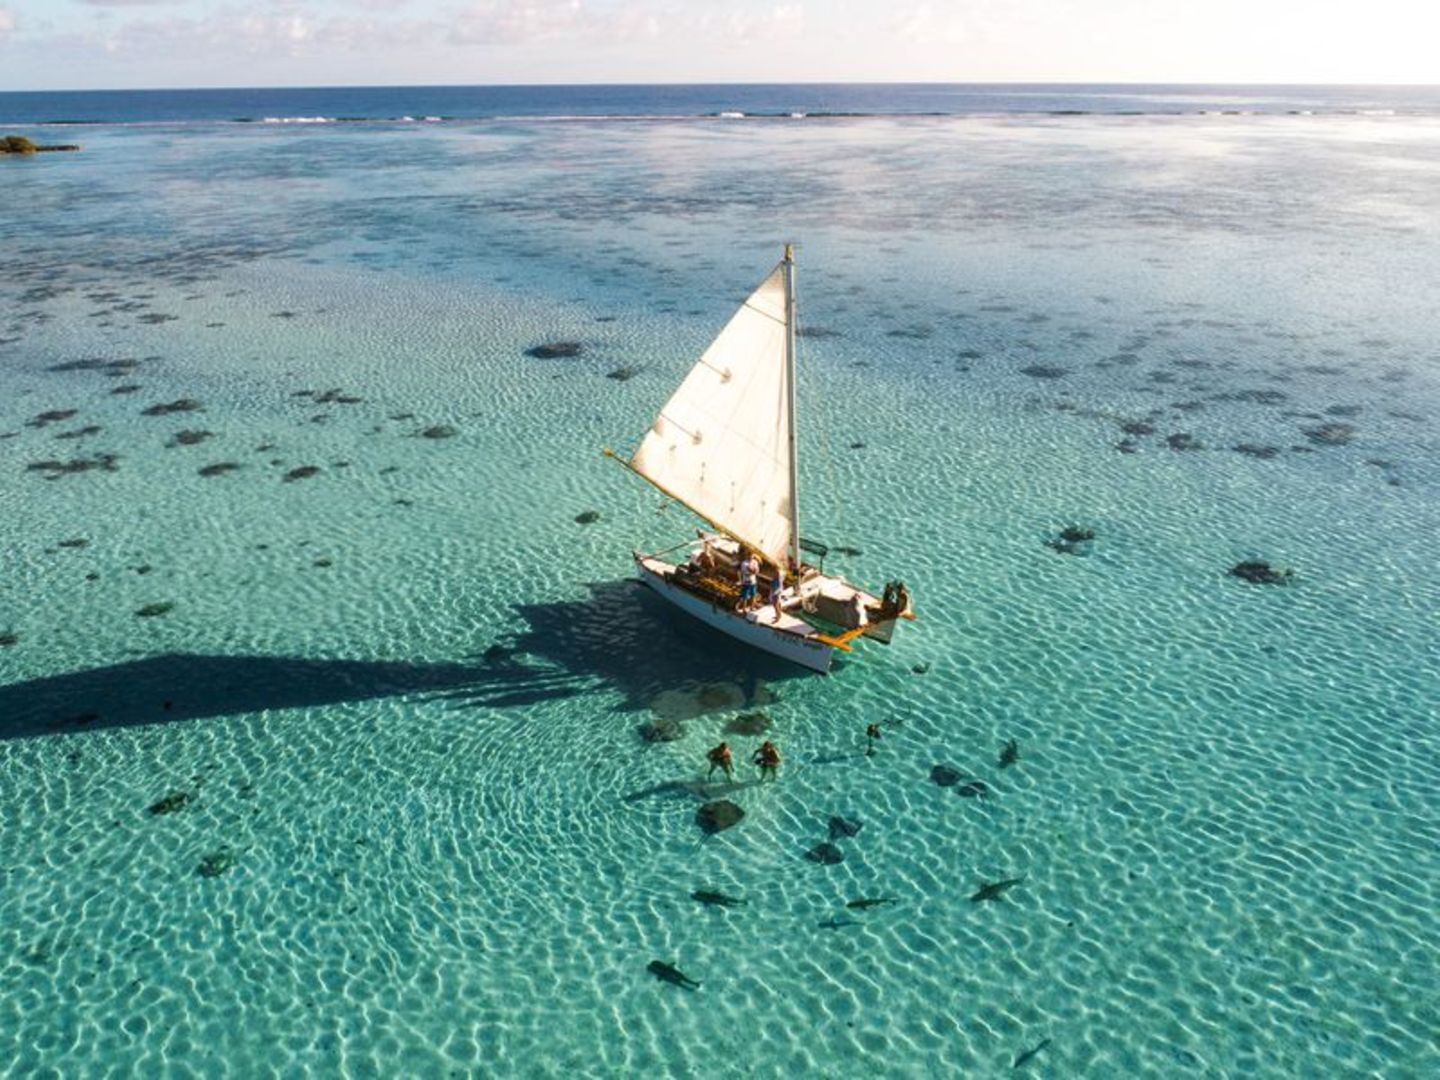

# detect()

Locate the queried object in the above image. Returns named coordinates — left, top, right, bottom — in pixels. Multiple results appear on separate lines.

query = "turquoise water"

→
left=2, top=114, right=1437, bottom=1077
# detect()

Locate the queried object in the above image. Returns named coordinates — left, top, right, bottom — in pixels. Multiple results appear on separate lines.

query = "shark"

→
left=1013, top=1037, right=1051, bottom=1069
left=970, top=877, right=1024, bottom=903
left=646, top=960, right=700, bottom=990
left=691, top=890, right=746, bottom=908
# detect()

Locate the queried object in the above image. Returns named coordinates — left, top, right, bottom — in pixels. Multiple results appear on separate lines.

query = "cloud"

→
left=61, top=4, right=437, bottom=58
left=76, top=0, right=185, bottom=7
left=891, top=4, right=967, bottom=46
left=0, top=7, right=14, bottom=35
left=698, top=4, right=806, bottom=43
left=448, top=0, right=663, bottom=46
left=449, top=1, right=585, bottom=46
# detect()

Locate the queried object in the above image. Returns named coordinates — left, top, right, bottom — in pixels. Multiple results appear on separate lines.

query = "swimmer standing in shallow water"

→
left=706, top=741, right=734, bottom=782
left=753, top=740, right=781, bottom=781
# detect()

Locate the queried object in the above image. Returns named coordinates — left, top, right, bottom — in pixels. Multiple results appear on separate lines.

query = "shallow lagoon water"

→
left=2, top=113, right=1438, bottom=1077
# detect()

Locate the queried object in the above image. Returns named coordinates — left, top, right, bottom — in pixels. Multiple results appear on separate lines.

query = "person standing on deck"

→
left=768, top=561, right=786, bottom=623
left=736, top=549, right=760, bottom=613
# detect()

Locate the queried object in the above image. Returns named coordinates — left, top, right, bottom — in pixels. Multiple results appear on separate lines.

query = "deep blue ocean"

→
left=2, top=82, right=1439, bottom=125
left=2, top=84, right=1437, bottom=1076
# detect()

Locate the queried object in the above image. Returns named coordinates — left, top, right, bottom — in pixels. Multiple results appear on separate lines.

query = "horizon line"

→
left=3, top=79, right=1439, bottom=96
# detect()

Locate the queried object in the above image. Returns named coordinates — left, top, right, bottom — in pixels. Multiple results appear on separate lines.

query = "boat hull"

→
left=635, top=556, right=834, bottom=673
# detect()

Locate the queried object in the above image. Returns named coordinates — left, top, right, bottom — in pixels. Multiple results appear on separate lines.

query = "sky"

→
left=0, top=1, right=1435, bottom=91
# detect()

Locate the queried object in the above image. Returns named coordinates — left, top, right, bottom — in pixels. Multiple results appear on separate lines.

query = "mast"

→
left=783, top=243, right=800, bottom=570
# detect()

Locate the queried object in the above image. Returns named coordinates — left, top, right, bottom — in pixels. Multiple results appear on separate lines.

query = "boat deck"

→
left=656, top=560, right=823, bottom=639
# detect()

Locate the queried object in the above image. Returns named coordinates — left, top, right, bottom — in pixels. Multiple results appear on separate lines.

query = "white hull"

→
left=635, top=555, right=835, bottom=673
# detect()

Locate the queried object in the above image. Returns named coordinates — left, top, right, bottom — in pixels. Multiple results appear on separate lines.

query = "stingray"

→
left=806, top=842, right=844, bottom=865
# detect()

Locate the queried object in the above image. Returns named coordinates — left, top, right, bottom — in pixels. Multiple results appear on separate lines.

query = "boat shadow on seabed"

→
left=457, top=578, right=812, bottom=717
left=0, top=581, right=809, bottom=741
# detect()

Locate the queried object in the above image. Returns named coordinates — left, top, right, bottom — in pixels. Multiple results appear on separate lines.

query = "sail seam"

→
left=741, top=300, right=786, bottom=326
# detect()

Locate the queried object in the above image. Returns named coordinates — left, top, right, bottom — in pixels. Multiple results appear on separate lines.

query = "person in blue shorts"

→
left=736, top=549, right=760, bottom=613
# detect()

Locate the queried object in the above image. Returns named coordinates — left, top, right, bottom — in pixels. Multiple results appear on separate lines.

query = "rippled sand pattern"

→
left=1, top=117, right=1437, bottom=1076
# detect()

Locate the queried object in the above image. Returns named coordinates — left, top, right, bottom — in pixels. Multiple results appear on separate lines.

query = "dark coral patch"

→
left=606, top=366, right=642, bottom=381
left=1213, top=388, right=1287, bottom=406
left=419, top=425, right=457, bottom=440
left=0, top=632, right=18, bottom=647
left=282, top=466, right=320, bottom=482
left=198, top=463, right=241, bottom=478
left=295, top=388, right=364, bottom=404
left=142, top=399, right=203, bottom=417
left=1233, top=444, right=1281, bottom=459
left=136, top=602, right=174, bottom=617
left=574, top=510, right=601, bottom=525
left=48, top=358, right=139, bottom=377
left=26, top=409, right=78, bottom=428
left=167, top=430, right=213, bottom=447
left=27, top=454, right=120, bottom=479
left=525, top=342, right=583, bottom=359
left=1301, top=422, right=1356, bottom=446
left=1166, top=433, right=1202, bottom=451
left=54, top=426, right=103, bottom=440
left=1019, top=365, right=1069, bottom=380
left=1229, top=561, right=1293, bottom=585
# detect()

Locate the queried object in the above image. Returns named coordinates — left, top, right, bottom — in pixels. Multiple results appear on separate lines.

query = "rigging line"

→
left=797, top=309, right=849, bottom=554
left=741, top=296, right=788, bottom=327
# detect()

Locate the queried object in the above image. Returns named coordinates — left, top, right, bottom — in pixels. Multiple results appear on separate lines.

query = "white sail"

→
left=630, top=262, right=794, bottom=565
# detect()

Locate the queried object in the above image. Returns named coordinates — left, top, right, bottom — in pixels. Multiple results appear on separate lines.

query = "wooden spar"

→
left=783, top=243, right=800, bottom=572
left=601, top=448, right=774, bottom=563
left=812, top=625, right=867, bottom=651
